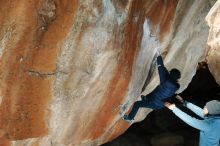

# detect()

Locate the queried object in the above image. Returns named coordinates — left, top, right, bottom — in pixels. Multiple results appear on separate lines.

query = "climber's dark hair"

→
left=169, top=68, right=181, bottom=81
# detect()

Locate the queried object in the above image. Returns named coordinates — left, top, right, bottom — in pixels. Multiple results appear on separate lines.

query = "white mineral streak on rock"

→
left=50, top=0, right=121, bottom=145
left=0, top=28, right=12, bottom=58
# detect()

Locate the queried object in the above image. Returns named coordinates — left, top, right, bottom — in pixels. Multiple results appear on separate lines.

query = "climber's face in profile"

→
left=203, top=107, right=209, bottom=116
left=169, top=68, right=181, bottom=81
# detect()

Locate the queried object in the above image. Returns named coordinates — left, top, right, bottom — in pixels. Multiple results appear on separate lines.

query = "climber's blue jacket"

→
left=172, top=102, right=220, bottom=146
left=145, top=56, right=180, bottom=109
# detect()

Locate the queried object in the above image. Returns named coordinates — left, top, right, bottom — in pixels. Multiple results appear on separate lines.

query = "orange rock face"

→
left=0, top=0, right=217, bottom=146
left=0, top=0, right=78, bottom=141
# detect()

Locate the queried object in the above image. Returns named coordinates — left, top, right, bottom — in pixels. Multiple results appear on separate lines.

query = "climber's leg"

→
left=141, top=92, right=154, bottom=101
left=123, top=100, right=148, bottom=121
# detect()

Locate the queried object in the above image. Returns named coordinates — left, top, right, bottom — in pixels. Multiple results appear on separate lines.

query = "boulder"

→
left=0, top=0, right=217, bottom=145
left=206, top=0, right=220, bottom=85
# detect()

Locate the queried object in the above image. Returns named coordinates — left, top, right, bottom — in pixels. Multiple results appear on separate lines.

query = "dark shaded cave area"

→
left=103, top=62, right=220, bottom=146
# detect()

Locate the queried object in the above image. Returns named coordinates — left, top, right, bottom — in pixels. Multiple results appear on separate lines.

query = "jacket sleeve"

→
left=172, top=107, right=209, bottom=131
left=157, top=56, right=169, bottom=83
left=185, top=101, right=205, bottom=118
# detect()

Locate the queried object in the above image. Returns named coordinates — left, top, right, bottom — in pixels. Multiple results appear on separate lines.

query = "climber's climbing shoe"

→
left=123, top=115, right=133, bottom=123
left=141, top=95, right=146, bottom=101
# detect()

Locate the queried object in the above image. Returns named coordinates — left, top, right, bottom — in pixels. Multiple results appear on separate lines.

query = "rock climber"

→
left=165, top=95, right=220, bottom=146
left=123, top=54, right=181, bottom=122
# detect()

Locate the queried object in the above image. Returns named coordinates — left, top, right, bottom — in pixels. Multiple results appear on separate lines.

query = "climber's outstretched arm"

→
left=157, top=56, right=169, bottom=82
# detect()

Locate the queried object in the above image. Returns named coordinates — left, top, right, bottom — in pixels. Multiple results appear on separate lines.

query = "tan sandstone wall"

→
left=206, top=0, right=220, bottom=85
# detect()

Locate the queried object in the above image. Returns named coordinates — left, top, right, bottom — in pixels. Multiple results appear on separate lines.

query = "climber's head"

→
left=169, top=68, right=181, bottom=81
left=204, top=100, right=220, bottom=116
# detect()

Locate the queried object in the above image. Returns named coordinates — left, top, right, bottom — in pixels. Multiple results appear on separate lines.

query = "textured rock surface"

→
left=206, top=0, right=220, bottom=85
left=0, top=0, right=217, bottom=146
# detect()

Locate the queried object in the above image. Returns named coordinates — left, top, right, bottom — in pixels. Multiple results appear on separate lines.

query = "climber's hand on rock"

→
left=156, top=49, right=160, bottom=56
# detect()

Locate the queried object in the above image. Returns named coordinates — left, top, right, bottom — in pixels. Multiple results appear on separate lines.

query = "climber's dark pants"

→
left=126, top=94, right=164, bottom=120
left=126, top=100, right=149, bottom=120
